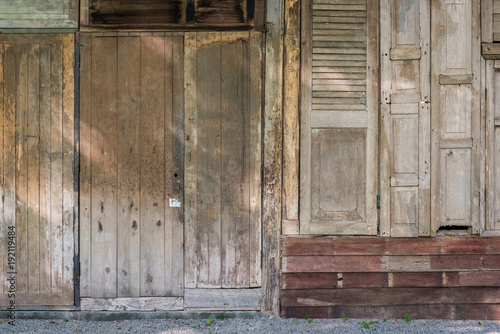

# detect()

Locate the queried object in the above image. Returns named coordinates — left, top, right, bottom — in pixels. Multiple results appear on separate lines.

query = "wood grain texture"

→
left=300, top=0, right=377, bottom=235
left=183, top=32, right=262, bottom=291
left=283, top=236, right=500, bottom=256
left=80, top=32, right=184, bottom=301
left=262, top=0, right=284, bottom=315
left=0, top=34, right=74, bottom=306
left=430, top=0, right=482, bottom=235
left=81, top=297, right=183, bottom=311
left=0, top=0, right=78, bottom=30
left=282, top=0, right=300, bottom=222
left=282, top=304, right=500, bottom=320
left=282, top=287, right=500, bottom=307
left=184, top=288, right=261, bottom=309
left=81, top=0, right=262, bottom=30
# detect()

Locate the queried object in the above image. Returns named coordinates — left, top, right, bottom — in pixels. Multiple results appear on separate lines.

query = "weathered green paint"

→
left=0, top=0, right=78, bottom=30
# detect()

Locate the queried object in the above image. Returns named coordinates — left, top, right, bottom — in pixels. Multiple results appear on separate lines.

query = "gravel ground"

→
left=1, top=314, right=500, bottom=334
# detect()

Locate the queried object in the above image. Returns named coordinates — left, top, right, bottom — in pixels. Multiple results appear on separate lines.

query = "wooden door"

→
left=0, top=34, right=75, bottom=306
left=430, top=0, right=482, bottom=234
left=300, top=0, right=379, bottom=235
left=79, top=33, right=184, bottom=311
left=184, top=32, right=262, bottom=309
left=380, top=0, right=431, bottom=237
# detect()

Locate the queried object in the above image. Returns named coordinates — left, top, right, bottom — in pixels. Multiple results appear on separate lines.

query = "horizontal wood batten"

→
left=282, top=271, right=500, bottom=289
left=282, top=304, right=500, bottom=320
left=184, top=289, right=261, bottom=310
left=281, top=287, right=500, bottom=307
left=283, top=254, right=500, bottom=272
left=282, top=236, right=500, bottom=256
left=80, top=297, right=183, bottom=311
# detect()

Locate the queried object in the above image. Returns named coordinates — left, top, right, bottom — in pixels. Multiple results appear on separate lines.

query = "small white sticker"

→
left=169, top=198, right=182, bottom=208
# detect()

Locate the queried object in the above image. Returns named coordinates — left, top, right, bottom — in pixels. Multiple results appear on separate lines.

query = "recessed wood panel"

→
left=391, top=187, right=418, bottom=237
left=445, top=2, right=469, bottom=70
left=311, top=129, right=366, bottom=221
left=442, top=85, right=471, bottom=137
left=394, top=0, right=419, bottom=46
left=441, top=148, right=471, bottom=225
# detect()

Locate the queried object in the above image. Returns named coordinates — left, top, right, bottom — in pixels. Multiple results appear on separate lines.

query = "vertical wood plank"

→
left=16, top=43, right=28, bottom=294
left=170, top=34, right=184, bottom=296
left=61, top=34, right=75, bottom=302
left=0, top=44, right=4, bottom=295
left=282, top=0, right=300, bottom=222
left=164, top=34, right=174, bottom=295
left=184, top=32, right=198, bottom=289
left=419, top=0, right=431, bottom=236
left=196, top=32, right=222, bottom=288
left=140, top=34, right=166, bottom=297
left=90, top=37, right=117, bottom=297
left=263, top=0, right=284, bottom=314
left=249, top=32, right=263, bottom=287
left=116, top=35, right=141, bottom=298
left=27, top=43, right=40, bottom=293
left=38, top=43, right=51, bottom=295
left=379, top=0, right=391, bottom=237
left=366, top=0, right=379, bottom=232
left=221, top=32, right=251, bottom=288
left=299, top=0, right=312, bottom=235
left=3, top=43, right=16, bottom=295
left=79, top=34, right=92, bottom=297
left=50, top=42, right=64, bottom=294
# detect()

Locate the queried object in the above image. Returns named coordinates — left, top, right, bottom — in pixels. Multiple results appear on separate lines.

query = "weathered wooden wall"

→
left=0, top=34, right=75, bottom=306
left=281, top=236, right=500, bottom=319
left=80, top=0, right=265, bottom=31
left=79, top=32, right=184, bottom=303
left=0, top=0, right=78, bottom=31
left=184, top=32, right=262, bottom=294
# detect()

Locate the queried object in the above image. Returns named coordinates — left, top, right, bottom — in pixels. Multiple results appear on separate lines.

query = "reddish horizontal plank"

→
left=282, top=305, right=454, bottom=319
left=283, top=271, right=500, bottom=289
left=282, top=273, right=388, bottom=289
left=281, top=287, right=500, bottom=307
left=431, top=255, right=500, bottom=271
left=283, top=255, right=500, bottom=273
left=282, top=304, right=500, bottom=320
left=283, top=236, right=500, bottom=256
left=390, top=272, right=457, bottom=288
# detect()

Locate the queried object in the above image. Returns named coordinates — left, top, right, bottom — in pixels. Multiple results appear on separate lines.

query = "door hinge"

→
left=377, top=195, right=380, bottom=209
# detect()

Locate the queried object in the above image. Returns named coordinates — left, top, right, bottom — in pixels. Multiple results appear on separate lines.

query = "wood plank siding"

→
left=0, top=0, right=78, bottom=31
left=79, top=32, right=184, bottom=300
left=184, top=32, right=262, bottom=291
left=80, top=0, right=265, bottom=31
left=282, top=236, right=500, bottom=320
left=0, top=34, right=75, bottom=306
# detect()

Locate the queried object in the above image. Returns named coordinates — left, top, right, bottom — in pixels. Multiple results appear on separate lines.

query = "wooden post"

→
left=262, top=0, right=284, bottom=316
left=282, top=0, right=300, bottom=233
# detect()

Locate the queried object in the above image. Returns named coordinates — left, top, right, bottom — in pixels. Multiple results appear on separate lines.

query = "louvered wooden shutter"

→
left=300, top=0, right=378, bottom=235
